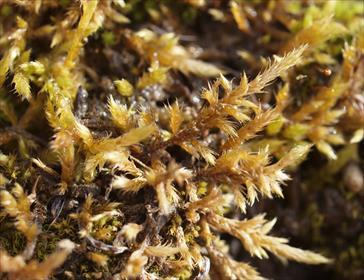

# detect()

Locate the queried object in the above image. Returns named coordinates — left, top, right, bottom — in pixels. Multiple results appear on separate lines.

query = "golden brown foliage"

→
left=1, top=0, right=362, bottom=279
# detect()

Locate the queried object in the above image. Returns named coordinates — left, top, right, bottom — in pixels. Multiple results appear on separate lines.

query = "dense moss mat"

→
left=0, top=1, right=363, bottom=279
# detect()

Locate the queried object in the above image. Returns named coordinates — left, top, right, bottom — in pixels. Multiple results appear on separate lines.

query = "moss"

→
left=0, top=4, right=12, bottom=17
left=0, top=221, right=27, bottom=256
left=0, top=0, right=363, bottom=279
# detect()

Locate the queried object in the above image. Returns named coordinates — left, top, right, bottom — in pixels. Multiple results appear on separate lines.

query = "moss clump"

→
left=0, top=1, right=363, bottom=279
